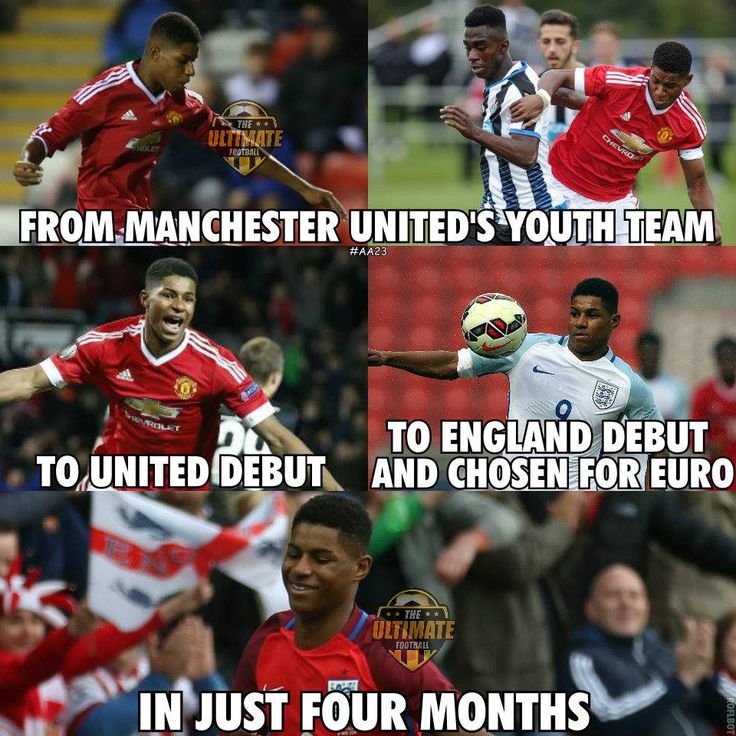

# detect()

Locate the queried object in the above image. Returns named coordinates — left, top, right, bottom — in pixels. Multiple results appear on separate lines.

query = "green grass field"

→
left=369, top=134, right=735, bottom=244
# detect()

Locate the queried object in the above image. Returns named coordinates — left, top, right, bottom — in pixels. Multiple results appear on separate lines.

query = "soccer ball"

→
left=461, top=293, right=527, bottom=357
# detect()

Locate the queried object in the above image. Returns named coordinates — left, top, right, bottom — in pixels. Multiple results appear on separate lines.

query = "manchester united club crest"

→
left=592, top=380, right=619, bottom=410
left=372, top=588, right=455, bottom=671
left=656, top=126, right=674, bottom=144
left=174, top=375, right=198, bottom=400
left=167, top=110, right=183, bottom=126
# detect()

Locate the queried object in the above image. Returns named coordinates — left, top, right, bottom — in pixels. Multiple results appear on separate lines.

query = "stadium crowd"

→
left=0, top=247, right=367, bottom=492
left=0, top=489, right=734, bottom=736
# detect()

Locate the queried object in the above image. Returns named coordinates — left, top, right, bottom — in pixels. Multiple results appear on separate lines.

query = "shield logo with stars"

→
left=372, top=588, right=454, bottom=671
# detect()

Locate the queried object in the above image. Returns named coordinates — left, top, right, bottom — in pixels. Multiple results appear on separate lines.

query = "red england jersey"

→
left=691, top=377, right=736, bottom=489
left=550, top=65, right=707, bottom=201
left=31, top=61, right=215, bottom=234
left=39, top=315, right=274, bottom=488
left=234, top=607, right=456, bottom=736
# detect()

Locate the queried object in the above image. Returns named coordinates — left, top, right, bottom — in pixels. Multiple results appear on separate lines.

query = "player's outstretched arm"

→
left=439, top=105, right=539, bottom=168
left=0, top=364, right=53, bottom=404
left=510, top=68, right=577, bottom=123
left=257, top=154, right=347, bottom=220
left=251, top=414, right=343, bottom=491
left=13, top=137, right=46, bottom=187
left=680, top=157, right=722, bottom=245
left=368, top=349, right=459, bottom=379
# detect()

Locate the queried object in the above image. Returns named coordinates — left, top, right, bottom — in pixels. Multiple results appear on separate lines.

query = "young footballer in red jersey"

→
left=13, top=12, right=346, bottom=242
left=234, top=494, right=483, bottom=736
left=511, top=41, right=722, bottom=244
left=0, top=257, right=342, bottom=492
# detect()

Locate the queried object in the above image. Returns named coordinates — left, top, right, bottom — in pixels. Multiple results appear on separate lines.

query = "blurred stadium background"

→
left=0, top=0, right=367, bottom=243
left=0, top=246, right=367, bottom=490
left=368, top=0, right=736, bottom=243
left=368, top=246, right=736, bottom=460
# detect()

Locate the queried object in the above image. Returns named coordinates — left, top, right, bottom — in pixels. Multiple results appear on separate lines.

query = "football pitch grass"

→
left=369, top=138, right=735, bottom=245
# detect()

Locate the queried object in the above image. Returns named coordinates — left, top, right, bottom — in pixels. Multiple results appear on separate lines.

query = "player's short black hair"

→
left=637, top=331, right=661, bottom=349
left=239, top=337, right=284, bottom=385
left=0, top=520, right=18, bottom=536
left=465, top=5, right=506, bottom=32
left=652, top=41, right=692, bottom=77
left=292, top=494, right=372, bottom=557
left=145, top=257, right=199, bottom=290
left=571, top=278, right=619, bottom=314
left=539, top=9, right=578, bottom=39
left=148, top=12, right=201, bottom=47
left=714, top=337, right=736, bottom=357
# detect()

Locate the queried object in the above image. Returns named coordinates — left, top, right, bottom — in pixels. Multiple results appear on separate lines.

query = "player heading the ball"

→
left=511, top=40, right=721, bottom=244
left=13, top=12, right=346, bottom=243
left=0, top=257, right=342, bottom=492
left=369, top=278, right=663, bottom=490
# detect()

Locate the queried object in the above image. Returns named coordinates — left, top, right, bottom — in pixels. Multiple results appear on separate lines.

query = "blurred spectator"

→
left=408, top=18, right=451, bottom=87
left=224, top=41, right=279, bottom=107
left=700, top=609, right=736, bottom=735
left=559, top=565, right=714, bottom=736
left=0, top=521, right=19, bottom=577
left=648, top=493, right=736, bottom=641
left=267, top=2, right=327, bottom=77
left=587, top=21, right=624, bottom=67
left=636, top=331, right=689, bottom=420
left=370, top=17, right=413, bottom=88
left=276, top=20, right=362, bottom=155
left=690, top=337, right=736, bottom=489
left=43, top=249, right=95, bottom=312
left=102, top=0, right=177, bottom=66
left=703, top=50, right=735, bottom=186
left=499, top=0, right=541, bottom=68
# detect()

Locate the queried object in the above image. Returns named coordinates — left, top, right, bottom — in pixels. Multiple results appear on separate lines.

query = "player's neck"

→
left=137, top=60, right=165, bottom=96
left=143, top=323, right=185, bottom=357
left=293, top=600, right=355, bottom=649
left=569, top=345, right=609, bottom=362
left=488, top=55, right=514, bottom=83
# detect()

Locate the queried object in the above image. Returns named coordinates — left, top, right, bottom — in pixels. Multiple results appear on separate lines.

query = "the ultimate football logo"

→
left=208, top=100, right=283, bottom=176
left=372, top=588, right=454, bottom=671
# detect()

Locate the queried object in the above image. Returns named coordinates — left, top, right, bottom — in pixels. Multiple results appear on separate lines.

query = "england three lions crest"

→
left=592, top=380, right=619, bottom=410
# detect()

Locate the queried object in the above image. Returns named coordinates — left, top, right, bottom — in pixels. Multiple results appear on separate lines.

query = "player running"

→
left=369, top=278, right=662, bottom=490
left=439, top=5, right=575, bottom=244
left=537, top=9, right=584, bottom=143
left=13, top=12, right=346, bottom=243
left=0, top=257, right=341, bottom=492
left=511, top=41, right=722, bottom=244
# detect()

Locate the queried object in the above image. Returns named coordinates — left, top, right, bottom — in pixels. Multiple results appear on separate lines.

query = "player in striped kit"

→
left=536, top=10, right=584, bottom=143
left=439, top=5, right=575, bottom=244
left=511, top=41, right=722, bottom=244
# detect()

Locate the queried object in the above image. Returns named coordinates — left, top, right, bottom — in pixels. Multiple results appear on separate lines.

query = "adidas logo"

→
left=121, top=109, right=137, bottom=121
left=116, top=369, right=134, bottom=382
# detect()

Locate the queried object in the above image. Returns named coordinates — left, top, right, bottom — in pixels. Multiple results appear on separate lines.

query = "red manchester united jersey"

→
left=39, top=316, right=274, bottom=487
left=31, top=61, right=215, bottom=234
left=234, top=607, right=457, bottom=736
left=550, top=65, right=707, bottom=201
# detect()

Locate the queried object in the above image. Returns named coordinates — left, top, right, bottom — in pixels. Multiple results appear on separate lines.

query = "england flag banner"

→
left=88, top=492, right=288, bottom=630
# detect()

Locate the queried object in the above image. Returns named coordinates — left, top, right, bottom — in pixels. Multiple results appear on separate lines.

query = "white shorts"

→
left=552, top=176, right=645, bottom=246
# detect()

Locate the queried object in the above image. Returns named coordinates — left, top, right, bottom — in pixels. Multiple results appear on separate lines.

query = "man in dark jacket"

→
left=559, top=564, right=714, bottom=736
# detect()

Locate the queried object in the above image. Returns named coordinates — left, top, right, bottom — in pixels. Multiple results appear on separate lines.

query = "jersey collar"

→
left=644, top=81, right=675, bottom=116
left=127, top=60, right=166, bottom=105
left=484, top=60, right=527, bottom=91
left=140, top=323, right=190, bottom=366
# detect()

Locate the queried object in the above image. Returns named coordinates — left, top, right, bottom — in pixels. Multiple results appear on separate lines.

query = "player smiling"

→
left=511, top=41, right=721, bottom=244
left=369, top=278, right=662, bottom=490
left=13, top=12, right=345, bottom=243
left=0, top=257, right=341, bottom=492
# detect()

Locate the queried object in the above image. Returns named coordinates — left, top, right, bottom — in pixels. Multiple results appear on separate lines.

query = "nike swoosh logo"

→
left=481, top=341, right=511, bottom=352
left=533, top=366, right=554, bottom=375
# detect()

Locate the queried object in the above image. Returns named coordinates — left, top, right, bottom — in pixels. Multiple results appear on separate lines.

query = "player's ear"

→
left=354, top=554, right=372, bottom=582
left=140, top=289, right=150, bottom=310
left=572, top=39, right=581, bottom=55
left=684, top=73, right=693, bottom=87
left=610, top=313, right=621, bottom=330
left=499, top=38, right=510, bottom=55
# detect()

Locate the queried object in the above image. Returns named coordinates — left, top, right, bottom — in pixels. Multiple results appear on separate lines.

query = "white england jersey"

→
left=457, top=333, right=662, bottom=489
left=479, top=61, right=565, bottom=225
